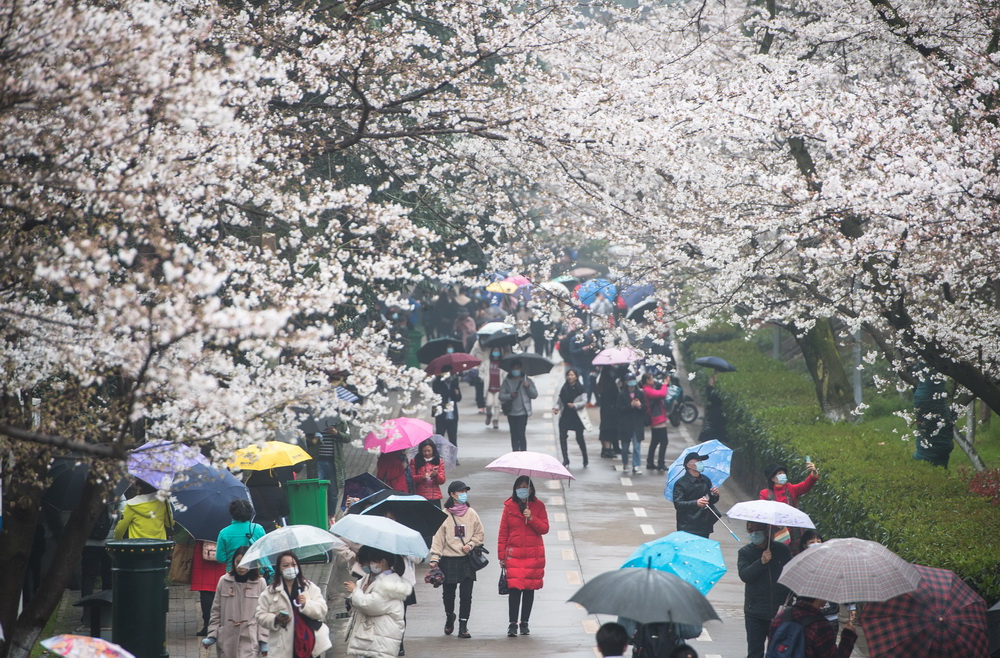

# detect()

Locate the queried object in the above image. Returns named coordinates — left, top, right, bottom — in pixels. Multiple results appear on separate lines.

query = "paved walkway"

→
left=44, top=355, right=866, bottom=657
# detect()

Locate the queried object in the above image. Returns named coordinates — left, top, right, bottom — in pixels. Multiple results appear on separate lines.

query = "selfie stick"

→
left=706, top=504, right=741, bottom=542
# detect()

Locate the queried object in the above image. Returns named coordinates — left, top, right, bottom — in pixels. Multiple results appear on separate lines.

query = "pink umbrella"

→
left=485, top=451, right=575, bottom=480
left=503, top=274, right=532, bottom=287
left=363, top=417, right=434, bottom=453
left=592, top=346, right=644, bottom=366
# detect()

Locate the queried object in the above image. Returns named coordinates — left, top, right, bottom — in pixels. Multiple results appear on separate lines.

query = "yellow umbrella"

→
left=229, top=441, right=312, bottom=471
left=486, top=280, right=519, bottom=294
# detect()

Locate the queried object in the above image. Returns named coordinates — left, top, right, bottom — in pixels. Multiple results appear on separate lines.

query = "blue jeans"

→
left=621, top=430, right=642, bottom=469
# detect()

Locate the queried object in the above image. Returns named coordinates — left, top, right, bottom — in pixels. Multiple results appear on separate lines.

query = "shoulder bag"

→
left=500, top=381, right=522, bottom=415
left=452, top=513, right=490, bottom=571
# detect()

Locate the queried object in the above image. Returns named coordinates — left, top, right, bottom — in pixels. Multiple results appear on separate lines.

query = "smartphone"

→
left=805, top=455, right=811, bottom=463
left=454, top=524, right=466, bottom=539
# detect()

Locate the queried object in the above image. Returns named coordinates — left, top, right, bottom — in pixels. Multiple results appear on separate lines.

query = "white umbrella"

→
left=477, top=321, right=513, bottom=336
left=329, top=514, right=429, bottom=558
left=726, top=500, right=816, bottom=529
left=485, top=450, right=575, bottom=480
left=239, top=524, right=342, bottom=568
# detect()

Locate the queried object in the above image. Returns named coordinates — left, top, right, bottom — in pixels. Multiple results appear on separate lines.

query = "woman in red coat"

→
left=497, top=476, right=549, bottom=638
left=759, top=461, right=820, bottom=555
left=375, top=451, right=412, bottom=493
left=411, top=439, right=446, bottom=507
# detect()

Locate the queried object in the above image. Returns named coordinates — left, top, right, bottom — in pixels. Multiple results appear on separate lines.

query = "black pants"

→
left=646, top=426, right=668, bottom=468
left=559, top=427, right=587, bottom=464
left=200, top=590, right=214, bottom=627
left=442, top=581, right=474, bottom=620
left=435, top=414, right=458, bottom=446
left=745, top=615, right=771, bottom=658
left=508, top=588, right=535, bottom=623
left=508, top=414, right=528, bottom=451
left=472, top=377, right=486, bottom=409
left=80, top=546, right=112, bottom=622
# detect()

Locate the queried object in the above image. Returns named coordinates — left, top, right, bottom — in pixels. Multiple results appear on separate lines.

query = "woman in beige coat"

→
left=255, top=552, right=331, bottom=658
left=204, top=546, right=268, bottom=658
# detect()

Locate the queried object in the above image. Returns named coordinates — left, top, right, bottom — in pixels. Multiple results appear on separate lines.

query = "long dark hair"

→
left=413, top=439, right=440, bottom=469
left=270, top=550, right=306, bottom=590
left=359, top=545, right=406, bottom=577
left=231, top=545, right=259, bottom=581
left=511, top=475, right=536, bottom=511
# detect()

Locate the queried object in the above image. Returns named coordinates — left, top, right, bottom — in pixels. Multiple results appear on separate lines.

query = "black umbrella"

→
left=417, top=338, right=464, bottom=364
left=480, top=328, right=520, bottom=349
left=567, top=567, right=720, bottom=626
left=340, top=473, right=391, bottom=512
left=694, top=356, right=737, bottom=372
left=43, top=458, right=128, bottom=512
left=499, top=352, right=555, bottom=376
left=357, top=492, right=448, bottom=539
left=626, top=298, right=657, bottom=322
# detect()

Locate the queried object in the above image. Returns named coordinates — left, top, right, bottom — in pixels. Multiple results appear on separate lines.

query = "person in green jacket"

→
left=114, top=480, right=172, bottom=540
left=215, top=499, right=266, bottom=567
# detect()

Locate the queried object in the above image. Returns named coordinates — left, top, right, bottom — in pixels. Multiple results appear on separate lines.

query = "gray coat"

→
left=499, top=375, right=538, bottom=416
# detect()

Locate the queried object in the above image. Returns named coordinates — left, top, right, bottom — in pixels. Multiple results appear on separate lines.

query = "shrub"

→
left=685, top=335, right=1000, bottom=602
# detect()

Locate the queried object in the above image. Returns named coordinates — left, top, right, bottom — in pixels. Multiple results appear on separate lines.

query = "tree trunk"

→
left=954, top=402, right=987, bottom=472
left=793, top=318, right=855, bottom=422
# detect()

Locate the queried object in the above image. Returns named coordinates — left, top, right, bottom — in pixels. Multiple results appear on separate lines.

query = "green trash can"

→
left=107, top=539, right=173, bottom=658
left=286, top=478, right=330, bottom=529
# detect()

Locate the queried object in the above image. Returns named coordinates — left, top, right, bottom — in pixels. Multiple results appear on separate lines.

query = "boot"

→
left=559, top=437, right=569, bottom=466
left=444, top=613, right=456, bottom=635
left=458, top=619, right=471, bottom=639
left=485, top=410, right=492, bottom=426
left=507, top=623, right=518, bottom=637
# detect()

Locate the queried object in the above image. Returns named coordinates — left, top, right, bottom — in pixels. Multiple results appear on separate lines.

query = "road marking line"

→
left=542, top=412, right=553, bottom=419
left=640, top=524, right=655, bottom=535
left=697, top=629, right=713, bottom=641
left=626, top=492, right=639, bottom=501
left=553, top=512, right=567, bottom=522
left=549, top=495, right=564, bottom=505
left=620, top=477, right=633, bottom=486
left=633, top=507, right=647, bottom=517
left=545, top=479, right=561, bottom=489
left=565, top=570, right=581, bottom=585
left=558, top=530, right=572, bottom=541
left=561, top=548, right=575, bottom=560
left=582, top=619, right=600, bottom=634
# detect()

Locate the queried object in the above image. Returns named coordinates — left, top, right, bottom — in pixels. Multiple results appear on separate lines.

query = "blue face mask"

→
left=627, top=379, right=637, bottom=387
left=511, top=369, right=522, bottom=377
left=456, top=492, right=468, bottom=504
left=695, top=462, right=706, bottom=473
left=446, top=346, right=455, bottom=353
left=748, top=531, right=766, bottom=545
left=516, top=488, right=530, bottom=500
left=491, top=351, right=501, bottom=358
left=775, top=474, right=788, bottom=485
left=361, top=565, right=372, bottom=574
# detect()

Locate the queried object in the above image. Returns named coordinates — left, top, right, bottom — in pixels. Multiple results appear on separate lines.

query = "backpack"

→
left=764, top=610, right=826, bottom=658
left=89, top=503, right=114, bottom=540
left=631, top=622, right=680, bottom=657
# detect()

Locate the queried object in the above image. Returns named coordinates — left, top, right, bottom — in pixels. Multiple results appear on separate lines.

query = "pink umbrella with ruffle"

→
left=592, top=346, right=644, bottom=366
left=485, top=451, right=575, bottom=480
left=363, top=417, right=434, bottom=453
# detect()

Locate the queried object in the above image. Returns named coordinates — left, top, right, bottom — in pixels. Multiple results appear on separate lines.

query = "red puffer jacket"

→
left=498, top=498, right=549, bottom=590
left=411, top=460, right=445, bottom=500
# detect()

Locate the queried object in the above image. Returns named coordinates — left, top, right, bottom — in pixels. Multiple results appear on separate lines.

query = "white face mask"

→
left=368, top=564, right=384, bottom=575
left=281, top=566, right=299, bottom=581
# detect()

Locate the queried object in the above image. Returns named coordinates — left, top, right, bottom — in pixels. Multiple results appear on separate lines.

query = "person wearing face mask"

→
left=616, top=372, right=647, bottom=474
left=428, top=481, right=485, bottom=639
left=411, top=439, right=446, bottom=508
left=203, top=545, right=267, bottom=658
left=737, top=521, right=791, bottom=658
left=255, top=551, right=331, bottom=658
left=432, top=365, right=462, bottom=448
left=498, top=359, right=539, bottom=452
left=672, top=453, right=720, bottom=538
left=760, top=461, right=819, bottom=555
left=553, top=368, right=589, bottom=467
left=344, top=546, right=412, bottom=658
left=477, top=343, right=507, bottom=430
left=497, top=476, right=549, bottom=638
left=795, top=530, right=842, bottom=633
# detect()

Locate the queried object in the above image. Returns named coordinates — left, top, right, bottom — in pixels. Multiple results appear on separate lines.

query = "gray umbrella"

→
left=567, top=567, right=721, bottom=626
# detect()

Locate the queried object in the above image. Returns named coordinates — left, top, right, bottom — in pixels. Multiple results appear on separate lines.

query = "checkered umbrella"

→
left=777, top=537, right=922, bottom=603
left=862, top=564, right=989, bottom=657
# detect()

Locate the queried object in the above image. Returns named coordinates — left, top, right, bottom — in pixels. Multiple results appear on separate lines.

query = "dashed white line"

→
left=632, top=507, right=648, bottom=518
left=640, top=524, right=655, bottom=535
left=626, top=492, right=640, bottom=501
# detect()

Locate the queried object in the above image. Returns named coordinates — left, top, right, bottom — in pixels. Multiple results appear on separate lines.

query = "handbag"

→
left=468, top=544, right=490, bottom=571
left=201, top=541, right=217, bottom=562
left=501, top=381, right=521, bottom=415
left=497, top=566, right=509, bottom=596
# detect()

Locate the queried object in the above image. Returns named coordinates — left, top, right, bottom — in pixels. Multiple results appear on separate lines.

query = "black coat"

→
left=557, top=381, right=586, bottom=432
left=737, top=541, right=792, bottom=620
left=672, top=472, right=720, bottom=536
left=432, top=376, right=462, bottom=419
left=616, top=387, right=647, bottom=441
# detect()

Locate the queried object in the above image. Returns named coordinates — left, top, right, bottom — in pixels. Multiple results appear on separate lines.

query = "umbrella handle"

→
left=706, top=504, right=741, bottom=542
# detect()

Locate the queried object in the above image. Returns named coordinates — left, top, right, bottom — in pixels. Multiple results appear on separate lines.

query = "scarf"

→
left=449, top=503, right=469, bottom=516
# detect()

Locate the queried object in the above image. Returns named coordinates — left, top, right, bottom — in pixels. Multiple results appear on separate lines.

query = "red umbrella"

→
left=425, top=352, right=481, bottom=376
left=863, top=564, right=989, bottom=657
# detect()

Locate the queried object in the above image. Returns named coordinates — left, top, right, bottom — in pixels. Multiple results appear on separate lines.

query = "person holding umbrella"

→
left=641, top=372, right=672, bottom=472
left=202, top=545, right=267, bottom=658
left=672, top=453, right=720, bottom=538
left=428, top=481, right=485, bottom=639
left=499, top=359, right=539, bottom=452
left=617, top=372, right=647, bottom=474
left=478, top=344, right=507, bottom=430
left=553, top=368, right=588, bottom=468
left=343, top=546, right=412, bottom=658
left=255, top=551, right=331, bottom=658
left=760, top=461, right=820, bottom=555
left=432, top=365, right=463, bottom=448
left=597, top=366, right=623, bottom=458
left=411, top=439, right=446, bottom=508
left=498, top=476, right=549, bottom=638
left=737, top=521, right=791, bottom=658
left=768, top=593, right=856, bottom=658
left=376, top=452, right=413, bottom=494
left=114, top=479, right=173, bottom=540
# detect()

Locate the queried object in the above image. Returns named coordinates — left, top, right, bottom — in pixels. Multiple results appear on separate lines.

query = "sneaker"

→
left=507, top=623, right=518, bottom=637
left=478, top=407, right=486, bottom=414
left=632, top=467, right=642, bottom=475
left=492, top=421, right=499, bottom=429
left=196, top=626, right=208, bottom=637
left=519, top=622, right=530, bottom=636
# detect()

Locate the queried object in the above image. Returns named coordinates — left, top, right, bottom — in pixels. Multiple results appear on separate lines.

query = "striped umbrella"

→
left=863, top=564, right=989, bottom=657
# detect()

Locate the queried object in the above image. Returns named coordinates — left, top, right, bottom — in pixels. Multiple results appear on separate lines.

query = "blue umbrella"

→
left=171, top=463, right=250, bottom=541
left=622, top=531, right=726, bottom=595
left=621, top=283, right=655, bottom=308
left=694, top=356, right=737, bottom=372
left=663, top=439, right=733, bottom=502
left=577, top=278, right=618, bottom=307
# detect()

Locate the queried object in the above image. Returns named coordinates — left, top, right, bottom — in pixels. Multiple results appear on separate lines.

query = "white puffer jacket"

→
left=255, top=580, right=331, bottom=658
left=346, top=572, right=412, bottom=658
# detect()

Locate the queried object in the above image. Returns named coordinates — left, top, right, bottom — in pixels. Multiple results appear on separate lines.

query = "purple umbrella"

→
left=126, top=440, right=208, bottom=489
